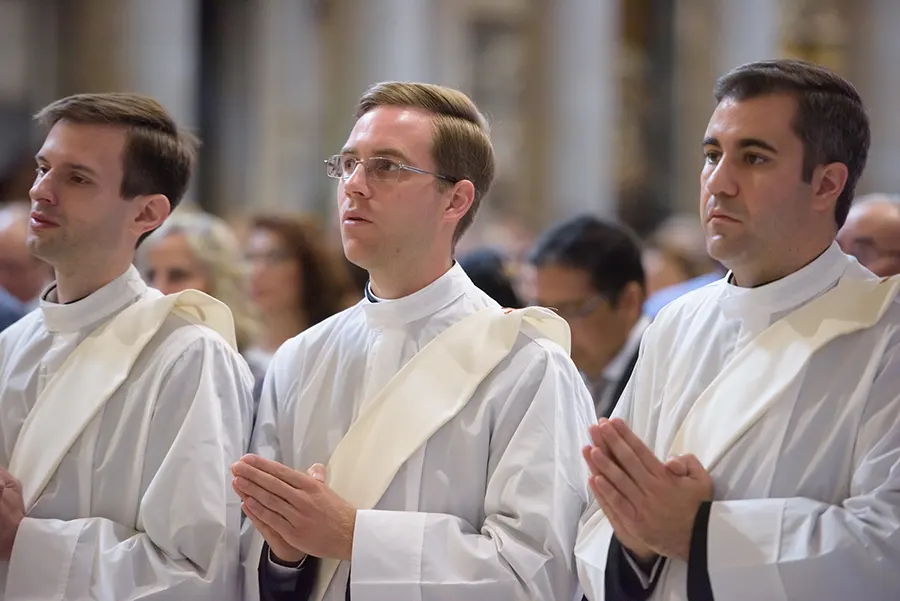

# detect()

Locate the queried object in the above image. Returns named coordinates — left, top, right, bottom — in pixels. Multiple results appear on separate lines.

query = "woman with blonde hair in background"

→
left=243, top=214, right=353, bottom=372
left=141, top=209, right=264, bottom=380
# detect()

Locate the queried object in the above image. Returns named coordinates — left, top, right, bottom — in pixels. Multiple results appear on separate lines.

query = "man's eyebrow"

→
left=701, top=137, right=779, bottom=154
left=35, top=155, right=100, bottom=176
left=339, top=147, right=411, bottom=162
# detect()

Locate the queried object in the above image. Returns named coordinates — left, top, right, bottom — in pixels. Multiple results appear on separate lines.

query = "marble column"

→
left=544, top=0, right=621, bottom=221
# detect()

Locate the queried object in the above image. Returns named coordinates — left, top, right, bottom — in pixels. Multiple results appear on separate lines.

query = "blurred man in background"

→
left=525, top=214, right=648, bottom=418
left=838, top=192, right=900, bottom=276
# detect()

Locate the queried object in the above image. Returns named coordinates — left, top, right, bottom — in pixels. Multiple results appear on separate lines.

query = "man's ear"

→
left=810, top=162, right=849, bottom=217
left=443, top=180, right=476, bottom=227
left=132, top=194, right=171, bottom=239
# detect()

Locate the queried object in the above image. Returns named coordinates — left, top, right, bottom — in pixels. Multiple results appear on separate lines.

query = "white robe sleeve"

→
left=349, top=341, right=595, bottom=601
left=706, top=340, right=900, bottom=601
left=5, top=335, right=252, bottom=601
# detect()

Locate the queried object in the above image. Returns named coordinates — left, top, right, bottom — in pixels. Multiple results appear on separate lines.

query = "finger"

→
left=582, top=445, right=602, bottom=477
left=242, top=501, right=284, bottom=544
left=589, top=447, right=644, bottom=513
left=590, top=478, right=638, bottom=543
left=591, top=473, right=638, bottom=522
left=232, top=476, right=304, bottom=526
left=588, top=423, right=606, bottom=448
left=240, top=455, right=318, bottom=491
left=608, top=419, right=667, bottom=477
left=233, top=462, right=308, bottom=502
left=244, top=496, right=296, bottom=541
left=307, top=464, right=326, bottom=483
left=595, top=423, right=654, bottom=488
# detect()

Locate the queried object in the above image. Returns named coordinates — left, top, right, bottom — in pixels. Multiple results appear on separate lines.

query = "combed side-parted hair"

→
left=714, top=59, right=870, bottom=228
left=35, top=93, right=199, bottom=242
left=355, top=82, right=496, bottom=244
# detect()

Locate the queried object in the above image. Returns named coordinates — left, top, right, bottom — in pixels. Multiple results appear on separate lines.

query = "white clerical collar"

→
left=603, top=315, right=650, bottom=383
left=362, top=262, right=472, bottom=328
left=718, top=242, right=849, bottom=320
left=40, top=265, right=147, bottom=333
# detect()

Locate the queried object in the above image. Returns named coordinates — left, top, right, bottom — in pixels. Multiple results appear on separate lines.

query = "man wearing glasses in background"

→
left=234, top=81, right=596, bottom=601
left=524, top=215, right=649, bottom=418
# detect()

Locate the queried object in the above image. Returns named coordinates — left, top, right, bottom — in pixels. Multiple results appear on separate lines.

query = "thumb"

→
left=664, top=455, right=689, bottom=477
left=676, top=453, right=707, bottom=478
left=307, top=463, right=327, bottom=483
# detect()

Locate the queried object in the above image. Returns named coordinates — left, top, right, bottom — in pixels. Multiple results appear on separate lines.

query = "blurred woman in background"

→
left=142, top=209, right=260, bottom=354
left=243, top=214, right=353, bottom=372
left=141, top=209, right=265, bottom=418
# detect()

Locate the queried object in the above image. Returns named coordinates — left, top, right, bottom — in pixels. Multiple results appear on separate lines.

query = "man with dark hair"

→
left=526, top=215, right=648, bottom=418
left=577, top=59, right=900, bottom=600
left=234, top=81, right=594, bottom=601
left=0, top=93, right=253, bottom=600
left=458, top=246, right=522, bottom=309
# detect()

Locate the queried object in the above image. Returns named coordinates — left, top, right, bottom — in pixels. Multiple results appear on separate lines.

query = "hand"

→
left=236, top=464, right=325, bottom=565
left=584, top=419, right=714, bottom=561
left=0, top=468, right=25, bottom=562
left=232, top=456, right=356, bottom=561
left=582, top=444, right=656, bottom=562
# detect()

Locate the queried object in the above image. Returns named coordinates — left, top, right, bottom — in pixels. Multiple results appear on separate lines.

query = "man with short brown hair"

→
left=0, top=93, right=253, bottom=600
left=235, top=81, right=595, bottom=601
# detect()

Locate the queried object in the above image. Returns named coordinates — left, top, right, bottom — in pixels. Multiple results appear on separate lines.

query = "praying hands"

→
left=582, top=418, right=714, bottom=562
left=232, top=455, right=357, bottom=564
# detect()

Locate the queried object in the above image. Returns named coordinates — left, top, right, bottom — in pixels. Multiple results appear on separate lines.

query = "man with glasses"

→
left=838, top=192, right=900, bottom=277
left=235, top=81, right=595, bottom=601
left=525, top=215, right=649, bottom=418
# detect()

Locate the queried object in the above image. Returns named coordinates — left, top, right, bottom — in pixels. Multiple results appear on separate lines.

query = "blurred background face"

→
left=642, top=247, right=690, bottom=295
left=0, top=205, right=52, bottom=303
left=246, top=226, right=302, bottom=313
left=838, top=201, right=900, bottom=277
left=145, top=232, right=210, bottom=294
left=526, top=262, right=633, bottom=378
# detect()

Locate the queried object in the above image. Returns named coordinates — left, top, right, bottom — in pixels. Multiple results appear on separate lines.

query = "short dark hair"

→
left=458, top=247, right=522, bottom=309
left=714, top=59, right=870, bottom=228
left=35, top=93, right=199, bottom=244
left=526, top=214, right=645, bottom=304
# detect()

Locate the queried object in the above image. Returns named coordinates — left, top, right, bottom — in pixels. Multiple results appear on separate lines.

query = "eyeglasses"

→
left=324, top=154, right=458, bottom=184
left=550, top=294, right=607, bottom=320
